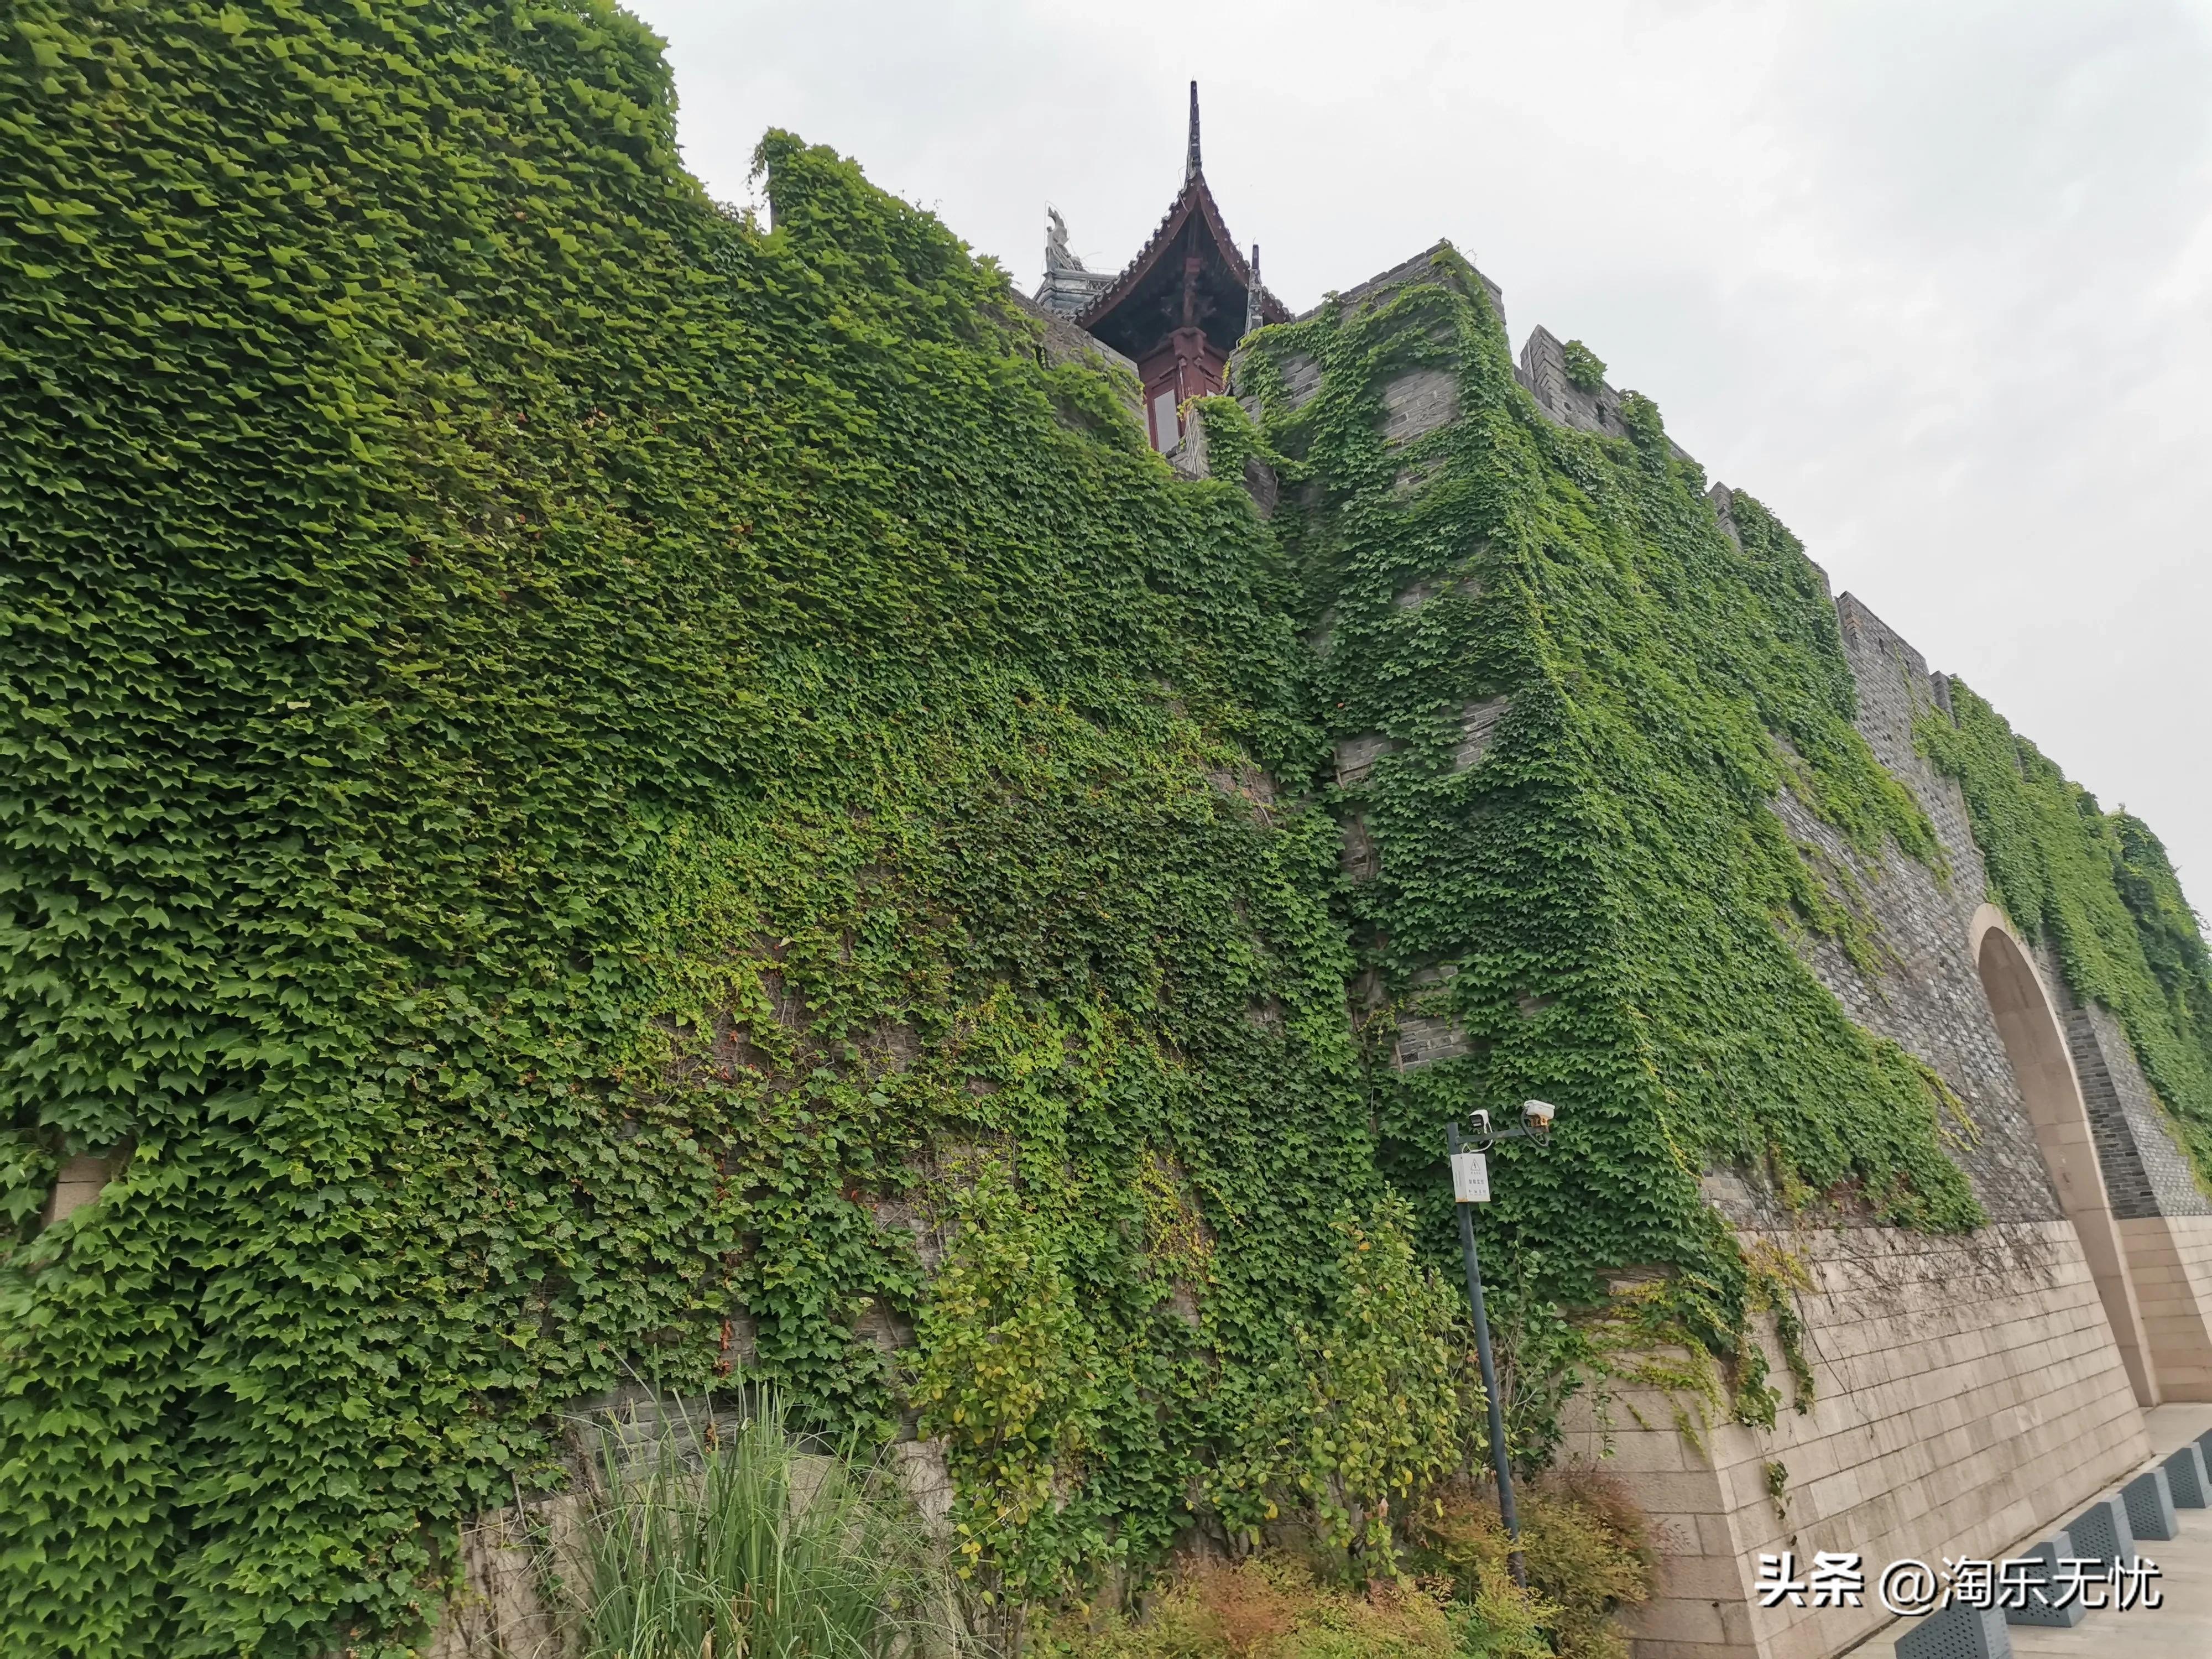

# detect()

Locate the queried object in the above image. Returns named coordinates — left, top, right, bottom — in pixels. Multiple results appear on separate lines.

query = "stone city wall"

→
left=414, top=241, right=2212, bottom=1659
left=1762, top=592, right=2067, bottom=1228
left=48, top=239, right=2202, bottom=1659
left=1552, top=520, right=2155, bottom=1658
left=1264, top=254, right=2208, bottom=1659
left=2048, top=965, right=2209, bottom=1222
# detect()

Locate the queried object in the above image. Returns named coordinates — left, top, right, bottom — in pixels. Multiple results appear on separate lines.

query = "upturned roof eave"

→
left=1074, top=172, right=1291, bottom=336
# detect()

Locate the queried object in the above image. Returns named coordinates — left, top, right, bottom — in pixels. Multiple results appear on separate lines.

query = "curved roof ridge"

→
left=1074, top=170, right=1291, bottom=335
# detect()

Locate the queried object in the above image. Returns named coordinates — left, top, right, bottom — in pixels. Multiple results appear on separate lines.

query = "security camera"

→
left=1522, top=1099, right=1557, bottom=1131
left=1468, top=1109, right=1493, bottom=1143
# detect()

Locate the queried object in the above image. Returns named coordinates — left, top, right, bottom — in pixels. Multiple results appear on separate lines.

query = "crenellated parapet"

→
left=1516, top=322, right=1631, bottom=441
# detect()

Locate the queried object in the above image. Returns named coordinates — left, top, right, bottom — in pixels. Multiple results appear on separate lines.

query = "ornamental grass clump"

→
left=557, top=1390, right=955, bottom=1659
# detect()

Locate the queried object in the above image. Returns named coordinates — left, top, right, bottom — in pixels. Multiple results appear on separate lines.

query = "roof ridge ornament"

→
left=1044, top=205, right=1083, bottom=274
left=1186, top=80, right=1202, bottom=181
left=1244, top=243, right=1262, bottom=340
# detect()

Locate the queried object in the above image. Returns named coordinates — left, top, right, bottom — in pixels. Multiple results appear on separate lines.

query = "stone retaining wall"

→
left=2117, top=1213, right=2212, bottom=1403
left=1577, top=1221, right=2147, bottom=1659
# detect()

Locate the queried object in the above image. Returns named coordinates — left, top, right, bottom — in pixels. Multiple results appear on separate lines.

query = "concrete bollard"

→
left=2162, top=1442, right=2209, bottom=1509
left=2122, top=1468, right=2178, bottom=1543
left=2001, top=1532, right=2088, bottom=1629
left=2067, top=1494, right=2140, bottom=1571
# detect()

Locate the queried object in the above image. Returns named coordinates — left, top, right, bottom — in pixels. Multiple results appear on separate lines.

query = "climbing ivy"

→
left=1560, top=339, right=1606, bottom=392
left=1921, top=684, right=2212, bottom=1175
left=1209, top=1199, right=1470, bottom=1567
left=0, top=1, right=1402, bottom=1648
left=1231, top=246, right=1984, bottom=1421
left=6, top=3, right=2187, bottom=1653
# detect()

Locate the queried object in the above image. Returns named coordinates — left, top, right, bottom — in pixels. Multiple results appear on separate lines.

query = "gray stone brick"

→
left=1454, top=698, right=1509, bottom=771
left=1517, top=324, right=1630, bottom=441
left=1377, top=367, right=1457, bottom=444
left=1341, top=814, right=1378, bottom=883
left=1747, top=591, right=2067, bottom=1225
left=1394, top=1011, right=1472, bottom=1070
left=2051, top=984, right=2209, bottom=1218
left=1275, top=352, right=1322, bottom=410
left=1333, top=733, right=1396, bottom=789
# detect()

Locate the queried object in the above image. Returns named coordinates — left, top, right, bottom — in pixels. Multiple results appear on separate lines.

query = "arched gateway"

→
left=1970, top=903, right=2158, bottom=1405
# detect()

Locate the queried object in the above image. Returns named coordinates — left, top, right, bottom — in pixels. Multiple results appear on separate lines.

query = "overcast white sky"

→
left=625, top=0, right=2211, bottom=905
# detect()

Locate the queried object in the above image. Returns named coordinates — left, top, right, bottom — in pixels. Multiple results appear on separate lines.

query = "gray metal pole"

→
left=1447, top=1120, right=1525, bottom=1588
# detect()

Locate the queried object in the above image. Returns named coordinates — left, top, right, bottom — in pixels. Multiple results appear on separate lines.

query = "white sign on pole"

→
left=1450, top=1150, right=1490, bottom=1204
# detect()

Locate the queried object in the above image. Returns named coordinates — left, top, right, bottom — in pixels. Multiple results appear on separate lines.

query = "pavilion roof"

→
left=1074, top=86, right=1288, bottom=357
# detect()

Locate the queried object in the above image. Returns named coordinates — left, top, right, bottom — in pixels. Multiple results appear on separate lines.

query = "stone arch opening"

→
left=1972, top=905, right=2157, bottom=1405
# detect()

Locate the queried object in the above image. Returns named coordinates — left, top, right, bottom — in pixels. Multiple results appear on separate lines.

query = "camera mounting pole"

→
left=1444, top=1100, right=1556, bottom=1590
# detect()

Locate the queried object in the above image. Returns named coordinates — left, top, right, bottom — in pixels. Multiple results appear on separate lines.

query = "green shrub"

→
left=1404, top=1473, right=1655, bottom=1659
left=1211, top=1200, right=1472, bottom=1570
left=1041, top=1556, right=1548, bottom=1659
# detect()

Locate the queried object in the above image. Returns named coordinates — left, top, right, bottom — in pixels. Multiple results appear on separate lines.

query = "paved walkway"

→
left=1843, top=1404, right=2212, bottom=1657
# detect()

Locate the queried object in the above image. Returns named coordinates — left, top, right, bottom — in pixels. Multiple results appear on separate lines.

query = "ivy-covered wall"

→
left=0, top=3, right=1437, bottom=1649
left=1214, top=255, right=1990, bottom=1430
left=5, top=4, right=2210, bottom=1657
left=1922, top=685, right=2212, bottom=1177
